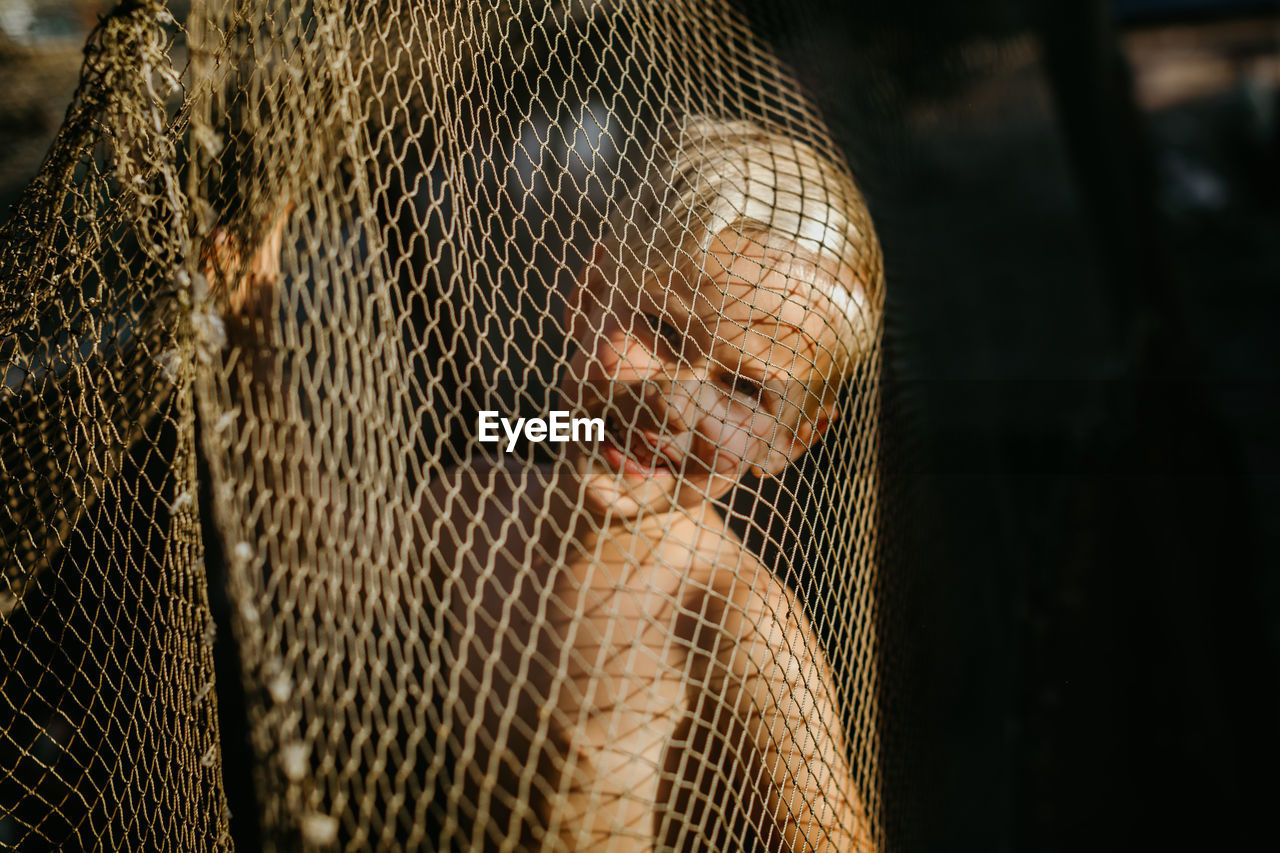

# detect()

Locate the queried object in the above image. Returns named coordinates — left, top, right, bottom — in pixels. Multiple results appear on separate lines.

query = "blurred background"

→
left=3, top=0, right=1278, bottom=850
left=739, top=1, right=1280, bottom=850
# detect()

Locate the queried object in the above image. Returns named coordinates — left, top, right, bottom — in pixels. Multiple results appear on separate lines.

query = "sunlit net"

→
left=1, top=1, right=885, bottom=850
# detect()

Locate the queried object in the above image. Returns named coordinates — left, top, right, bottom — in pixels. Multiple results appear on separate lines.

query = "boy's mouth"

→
left=600, top=413, right=678, bottom=479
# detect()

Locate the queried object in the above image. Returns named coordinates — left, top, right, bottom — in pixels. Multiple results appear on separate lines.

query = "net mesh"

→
left=2, top=1, right=886, bottom=850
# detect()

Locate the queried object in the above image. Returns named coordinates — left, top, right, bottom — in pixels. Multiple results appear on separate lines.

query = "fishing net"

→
left=1, top=1, right=886, bottom=850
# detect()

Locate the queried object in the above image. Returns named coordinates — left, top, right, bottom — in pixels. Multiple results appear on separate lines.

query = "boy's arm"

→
left=198, top=212, right=306, bottom=549
left=709, top=579, right=875, bottom=853
left=200, top=212, right=288, bottom=348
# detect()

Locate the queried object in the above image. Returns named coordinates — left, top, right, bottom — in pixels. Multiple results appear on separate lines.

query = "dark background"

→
left=3, top=1, right=1278, bottom=850
left=736, top=0, right=1280, bottom=849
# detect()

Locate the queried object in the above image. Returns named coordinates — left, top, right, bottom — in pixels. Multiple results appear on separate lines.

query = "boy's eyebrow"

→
left=641, top=261, right=701, bottom=300
left=720, top=312, right=825, bottom=366
left=724, top=353, right=795, bottom=398
left=638, top=282, right=700, bottom=325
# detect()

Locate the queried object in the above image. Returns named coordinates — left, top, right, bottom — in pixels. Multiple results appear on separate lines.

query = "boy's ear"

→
left=763, top=403, right=838, bottom=478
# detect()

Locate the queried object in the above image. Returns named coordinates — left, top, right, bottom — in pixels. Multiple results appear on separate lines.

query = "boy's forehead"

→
left=658, top=234, right=842, bottom=356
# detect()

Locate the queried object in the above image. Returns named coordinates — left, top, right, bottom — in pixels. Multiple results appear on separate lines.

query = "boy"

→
left=209, top=116, right=882, bottom=852
left=421, top=117, right=881, bottom=852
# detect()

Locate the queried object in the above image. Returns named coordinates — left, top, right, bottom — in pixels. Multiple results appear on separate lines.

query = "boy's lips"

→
left=600, top=414, right=679, bottom=479
left=601, top=445, right=672, bottom=479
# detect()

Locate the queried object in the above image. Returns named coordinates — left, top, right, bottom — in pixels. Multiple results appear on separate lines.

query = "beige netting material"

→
left=2, top=1, right=884, bottom=850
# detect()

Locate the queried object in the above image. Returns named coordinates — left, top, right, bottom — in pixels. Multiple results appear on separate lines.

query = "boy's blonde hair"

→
left=593, top=115, right=883, bottom=391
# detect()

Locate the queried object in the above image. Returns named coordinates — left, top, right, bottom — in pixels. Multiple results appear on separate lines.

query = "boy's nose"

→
left=633, top=376, right=708, bottom=438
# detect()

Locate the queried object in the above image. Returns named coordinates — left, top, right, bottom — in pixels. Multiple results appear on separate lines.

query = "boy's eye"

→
left=721, top=371, right=764, bottom=403
left=641, top=312, right=682, bottom=353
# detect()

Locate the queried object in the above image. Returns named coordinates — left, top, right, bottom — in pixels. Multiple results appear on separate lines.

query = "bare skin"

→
left=420, top=461, right=870, bottom=852
left=210, top=220, right=875, bottom=852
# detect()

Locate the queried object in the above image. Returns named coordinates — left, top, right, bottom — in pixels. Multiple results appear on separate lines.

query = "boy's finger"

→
left=200, top=228, right=239, bottom=283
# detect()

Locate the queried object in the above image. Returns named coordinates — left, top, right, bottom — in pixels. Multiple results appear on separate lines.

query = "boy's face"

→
left=560, top=229, right=848, bottom=520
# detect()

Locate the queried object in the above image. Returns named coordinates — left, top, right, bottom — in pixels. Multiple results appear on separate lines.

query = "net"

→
left=1, top=1, right=886, bottom=850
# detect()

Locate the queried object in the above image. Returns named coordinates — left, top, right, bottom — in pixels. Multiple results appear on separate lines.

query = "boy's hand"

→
left=199, top=206, right=290, bottom=323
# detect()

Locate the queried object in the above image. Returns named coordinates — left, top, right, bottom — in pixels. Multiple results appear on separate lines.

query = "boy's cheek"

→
left=591, top=339, right=667, bottom=386
left=565, top=331, right=624, bottom=382
left=691, top=420, right=762, bottom=479
left=567, top=309, right=622, bottom=369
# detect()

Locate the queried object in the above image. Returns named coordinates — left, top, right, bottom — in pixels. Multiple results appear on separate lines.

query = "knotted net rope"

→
left=1, top=1, right=885, bottom=850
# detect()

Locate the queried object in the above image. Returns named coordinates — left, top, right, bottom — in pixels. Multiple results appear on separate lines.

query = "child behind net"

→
left=208, top=115, right=882, bottom=851
left=421, top=115, right=881, bottom=852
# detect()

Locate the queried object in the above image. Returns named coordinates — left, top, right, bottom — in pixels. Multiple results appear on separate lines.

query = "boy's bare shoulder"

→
left=684, top=519, right=817, bottom=666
